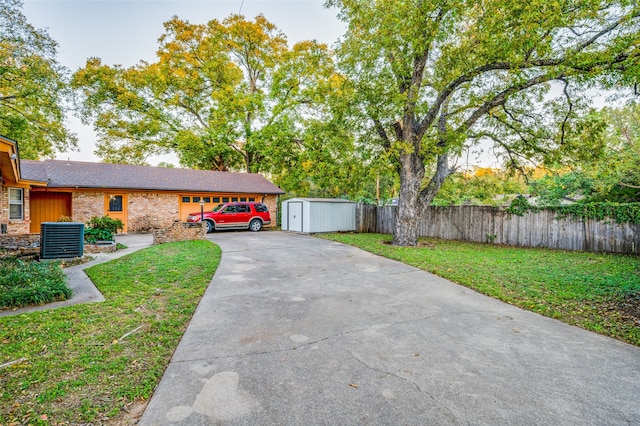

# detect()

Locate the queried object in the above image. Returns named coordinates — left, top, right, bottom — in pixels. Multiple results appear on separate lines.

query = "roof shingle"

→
left=20, top=160, right=284, bottom=194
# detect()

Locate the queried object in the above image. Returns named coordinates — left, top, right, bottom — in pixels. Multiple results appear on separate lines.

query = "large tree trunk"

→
left=392, top=152, right=425, bottom=246
left=393, top=151, right=453, bottom=246
left=393, top=103, right=454, bottom=246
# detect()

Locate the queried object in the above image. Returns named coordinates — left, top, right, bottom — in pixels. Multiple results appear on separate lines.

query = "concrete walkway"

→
left=140, top=231, right=640, bottom=425
left=0, top=234, right=153, bottom=318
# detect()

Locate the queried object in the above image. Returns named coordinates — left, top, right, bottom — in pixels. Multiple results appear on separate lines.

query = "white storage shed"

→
left=281, top=198, right=356, bottom=233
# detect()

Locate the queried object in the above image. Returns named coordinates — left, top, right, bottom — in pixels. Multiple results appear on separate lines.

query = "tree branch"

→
left=457, top=72, right=563, bottom=133
left=559, top=78, right=573, bottom=147
left=619, top=181, right=640, bottom=189
left=372, top=115, right=392, bottom=150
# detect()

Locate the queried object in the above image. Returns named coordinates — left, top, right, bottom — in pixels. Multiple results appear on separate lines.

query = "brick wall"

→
left=6, top=190, right=281, bottom=235
left=0, top=185, right=31, bottom=234
left=72, top=192, right=104, bottom=224
left=0, top=178, right=3, bottom=230
left=128, top=192, right=179, bottom=232
left=0, top=179, right=4, bottom=232
left=262, top=195, right=279, bottom=228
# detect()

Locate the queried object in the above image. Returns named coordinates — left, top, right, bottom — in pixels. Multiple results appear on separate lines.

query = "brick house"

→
left=0, top=135, right=284, bottom=234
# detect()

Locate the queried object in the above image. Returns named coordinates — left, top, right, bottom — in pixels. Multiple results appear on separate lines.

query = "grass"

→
left=320, top=233, right=640, bottom=346
left=0, top=259, right=70, bottom=308
left=0, top=240, right=220, bottom=425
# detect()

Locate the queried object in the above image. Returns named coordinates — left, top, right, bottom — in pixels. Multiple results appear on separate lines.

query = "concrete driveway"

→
left=140, top=231, right=640, bottom=425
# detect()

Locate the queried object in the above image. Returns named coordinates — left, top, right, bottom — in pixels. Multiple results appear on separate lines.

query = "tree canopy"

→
left=596, top=103, right=640, bottom=201
left=0, top=0, right=76, bottom=158
left=530, top=103, right=640, bottom=203
left=72, top=14, right=339, bottom=177
left=328, top=0, right=640, bottom=245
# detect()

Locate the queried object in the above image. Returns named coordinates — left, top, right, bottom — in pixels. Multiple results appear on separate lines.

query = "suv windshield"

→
left=212, top=203, right=225, bottom=212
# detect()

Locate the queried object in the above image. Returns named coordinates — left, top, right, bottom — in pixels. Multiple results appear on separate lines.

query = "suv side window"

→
left=237, top=204, right=251, bottom=213
left=224, top=204, right=237, bottom=213
left=254, top=203, right=268, bottom=212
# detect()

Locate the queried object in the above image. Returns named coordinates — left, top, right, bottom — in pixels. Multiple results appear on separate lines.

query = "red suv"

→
left=187, top=202, right=271, bottom=233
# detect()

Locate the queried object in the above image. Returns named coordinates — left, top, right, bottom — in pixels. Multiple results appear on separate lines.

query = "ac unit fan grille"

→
left=40, top=222, right=84, bottom=259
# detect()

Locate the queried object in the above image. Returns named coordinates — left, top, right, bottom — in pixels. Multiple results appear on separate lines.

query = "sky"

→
left=22, top=0, right=347, bottom=165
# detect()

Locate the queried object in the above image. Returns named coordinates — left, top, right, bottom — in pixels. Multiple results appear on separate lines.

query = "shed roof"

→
left=20, top=160, right=284, bottom=194
left=284, top=198, right=355, bottom=203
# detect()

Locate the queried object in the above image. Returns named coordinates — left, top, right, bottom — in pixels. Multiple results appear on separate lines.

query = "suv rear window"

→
left=254, top=203, right=268, bottom=212
left=237, top=204, right=251, bottom=213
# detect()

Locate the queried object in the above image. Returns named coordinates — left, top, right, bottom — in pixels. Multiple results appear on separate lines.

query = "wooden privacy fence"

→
left=356, top=204, right=639, bottom=255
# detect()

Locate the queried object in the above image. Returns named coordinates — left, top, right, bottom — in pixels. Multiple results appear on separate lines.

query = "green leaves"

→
left=0, top=0, right=76, bottom=158
left=528, top=103, right=640, bottom=204
left=72, top=14, right=337, bottom=176
left=328, top=0, right=640, bottom=244
left=0, top=259, right=69, bottom=308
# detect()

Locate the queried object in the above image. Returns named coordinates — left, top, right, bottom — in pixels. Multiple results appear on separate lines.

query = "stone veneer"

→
left=0, top=233, right=40, bottom=259
left=153, top=221, right=205, bottom=244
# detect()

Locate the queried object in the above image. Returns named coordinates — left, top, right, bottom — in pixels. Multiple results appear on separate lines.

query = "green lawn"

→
left=320, top=233, right=640, bottom=346
left=0, top=240, right=220, bottom=425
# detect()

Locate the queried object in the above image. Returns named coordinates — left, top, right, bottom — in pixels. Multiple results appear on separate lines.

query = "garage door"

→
left=178, top=194, right=259, bottom=221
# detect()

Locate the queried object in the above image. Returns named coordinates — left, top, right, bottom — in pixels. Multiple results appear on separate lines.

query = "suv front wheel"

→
left=204, top=220, right=214, bottom=233
left=249, top=219, right=262, bottom=232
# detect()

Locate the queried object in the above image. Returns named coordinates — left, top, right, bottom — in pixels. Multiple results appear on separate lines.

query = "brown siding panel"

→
left=29, top=192, right=72, bottom=233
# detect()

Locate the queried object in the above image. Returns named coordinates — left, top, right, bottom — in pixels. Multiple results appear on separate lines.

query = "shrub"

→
left=85, top=216, right=124, bottom=243
left=506, top=196, right=640, bottom=224
left=0, top=259, right=70, bottom=308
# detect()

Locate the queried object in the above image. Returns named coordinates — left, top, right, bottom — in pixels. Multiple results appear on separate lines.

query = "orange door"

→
left=105, top=194, right=127, bottom=233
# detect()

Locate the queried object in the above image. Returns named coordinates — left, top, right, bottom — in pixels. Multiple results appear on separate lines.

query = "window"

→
left=222, top=197, right=229, bottom=202
left=213, top=197, right=220, bottom=203
left=224, top=205, right=237, bottom=213
left=249, top=197, right=255, bottom=202
left=9, top=188, right=23, bottom=220
left=237, top=204, right=251, bottom=213
left=240, top=197, right=247, bottom=202
left=203, top=197, right=211, bottom=203
left=231, top=197, right=238, bottom=202
left=182, top=196, right=190, bottom=203
left=254, top=203, right=268, bottom=213
left=108, top=195, right=123, bottom=212
left=193, top=196, right=201, bottom=202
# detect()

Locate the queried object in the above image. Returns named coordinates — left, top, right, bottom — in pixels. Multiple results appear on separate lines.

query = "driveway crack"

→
left=173, top=310, right=488, bottom=364
left=346, top=350, right=466, bottom=424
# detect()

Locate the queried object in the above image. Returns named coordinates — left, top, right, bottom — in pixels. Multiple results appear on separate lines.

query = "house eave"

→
left=0, top=136, right=21, bottom=183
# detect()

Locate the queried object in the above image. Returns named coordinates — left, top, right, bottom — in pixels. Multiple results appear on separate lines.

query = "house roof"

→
left=20, top=160, right=285, bottom=194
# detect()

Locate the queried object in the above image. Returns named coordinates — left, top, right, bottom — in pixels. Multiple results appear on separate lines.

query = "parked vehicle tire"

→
left=249, top=219, right=262, bottom=232
left=204, top=220, right=214, bottom=233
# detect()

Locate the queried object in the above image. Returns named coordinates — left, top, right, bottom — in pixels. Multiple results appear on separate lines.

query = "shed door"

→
left=288, top=201, right=303, bottom=232
left=30, top=192, right=72, bottom=233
